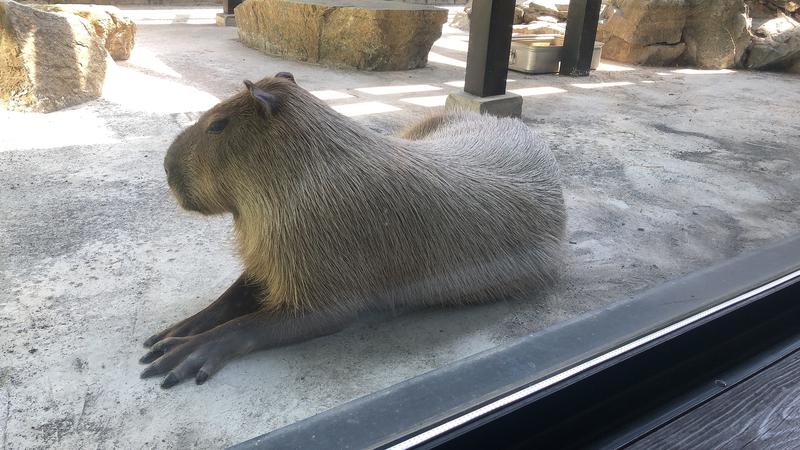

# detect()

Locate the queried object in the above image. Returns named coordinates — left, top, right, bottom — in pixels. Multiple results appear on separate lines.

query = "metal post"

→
left=559, top=0, right=602, bottom=76
left=464, top=0, right=516, bottom=97
left=223, top=0, right=243, bottom=15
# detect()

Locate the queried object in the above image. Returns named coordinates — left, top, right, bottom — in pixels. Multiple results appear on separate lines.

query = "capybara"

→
left=141, top=72, right=565, bottom=388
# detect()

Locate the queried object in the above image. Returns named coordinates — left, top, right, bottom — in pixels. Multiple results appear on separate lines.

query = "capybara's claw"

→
left=160, top=373, right=180, bottom=389
left=143, top=333, right=163, bottom=348
left=139, top=348, right=164, bottom=365
left=140, top=334, right=235, bottom=389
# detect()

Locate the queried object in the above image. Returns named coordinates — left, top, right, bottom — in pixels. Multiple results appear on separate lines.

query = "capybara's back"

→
left=312, top=110, right=566, bottom=311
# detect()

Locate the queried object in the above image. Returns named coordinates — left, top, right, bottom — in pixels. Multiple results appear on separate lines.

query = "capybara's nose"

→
left=164, top=154, right=174, bottom=179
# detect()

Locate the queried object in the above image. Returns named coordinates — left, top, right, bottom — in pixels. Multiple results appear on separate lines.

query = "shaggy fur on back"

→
left=165, top=76, right=566, bottom=316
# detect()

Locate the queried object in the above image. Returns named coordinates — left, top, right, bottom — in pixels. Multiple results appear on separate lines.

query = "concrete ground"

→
left=2, top=7, right=800, bottom=449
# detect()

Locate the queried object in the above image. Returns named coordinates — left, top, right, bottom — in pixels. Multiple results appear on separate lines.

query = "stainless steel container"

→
left=508, top=36, right=604, bottom=74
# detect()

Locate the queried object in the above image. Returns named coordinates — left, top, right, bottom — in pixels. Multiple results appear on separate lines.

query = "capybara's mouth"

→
left=171, top=189, right=197, bottom=213
left=169, top=185, right=211, bottom=215
left=165, top=176, right=192, bottom=211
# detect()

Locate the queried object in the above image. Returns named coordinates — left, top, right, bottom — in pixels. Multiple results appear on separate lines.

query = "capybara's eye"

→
left=206, top=118, right=229, bottom=134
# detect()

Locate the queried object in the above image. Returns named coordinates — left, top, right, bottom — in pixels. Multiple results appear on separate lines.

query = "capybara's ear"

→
left=275, top=72, right=296, bottom=84
left=244, top=80, right=279, bottom=116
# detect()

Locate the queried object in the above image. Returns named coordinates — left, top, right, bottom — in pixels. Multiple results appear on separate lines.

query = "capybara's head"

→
left=163, top=72, right=309, bottom=215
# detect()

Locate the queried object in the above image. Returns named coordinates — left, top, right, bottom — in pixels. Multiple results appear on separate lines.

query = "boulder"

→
left=683, top=0, right=751, bottom=69
left=598, top=0, right=687, bottom=46
left=746, top=0, right=800, bottom=17
left=745, top=26, right=800, bottom=69
left=535, top=15, right=559, bottom=23
left=236, top=0, right=448, bottom=71
left=598, top=0, right=751, bottom=68
left=1, top=0, right=107, bottom=112
left=512, top=21, right=565, bottom=35
left=450, top=0, right=470, bottom=31
left=520, top=0, right=567, bottom=22
left=768, top=0, right=799, bottom=12
left=597, top=0, right=688, bottom=65
left=35, top=4, right=136, bottom=61
left=748, top=1, right=776, bottom=22
left=753, top=12, right=798, bottom=37
left=451, top=10, right=470, bottom=31
left=602, top=37, right=686, bottom=65
left=514, top=6, right=524, bottom=24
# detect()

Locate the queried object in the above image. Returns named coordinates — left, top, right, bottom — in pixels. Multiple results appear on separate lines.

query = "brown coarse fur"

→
left=164, top=75, right=567, bottom=318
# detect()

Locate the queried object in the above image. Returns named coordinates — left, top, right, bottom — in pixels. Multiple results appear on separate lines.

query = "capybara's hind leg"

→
left=142, top=274, right=263, bottom=348
left=139, top=308, right=354, bottom=388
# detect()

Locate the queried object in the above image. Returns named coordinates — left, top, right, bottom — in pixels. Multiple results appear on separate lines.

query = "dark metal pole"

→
left=560, top=0, right=602, bottom=76
left=464, top=0, right=516, bottom=97
left=223, top=0, right=243, bottom=15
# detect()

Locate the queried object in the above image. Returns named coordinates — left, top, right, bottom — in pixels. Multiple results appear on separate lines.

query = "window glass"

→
left=2, top=1, right=798, bottom=447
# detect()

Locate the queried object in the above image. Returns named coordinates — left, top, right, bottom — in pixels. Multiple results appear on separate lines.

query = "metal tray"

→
left=508, top=35, right=603, bottom=74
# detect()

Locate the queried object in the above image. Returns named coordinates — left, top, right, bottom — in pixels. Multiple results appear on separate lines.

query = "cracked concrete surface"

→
left=1, top=7, right=800, bottom=448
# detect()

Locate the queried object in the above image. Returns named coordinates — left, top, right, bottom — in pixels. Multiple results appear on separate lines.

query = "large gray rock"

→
left=746, top=0, right=778, bottom=21
left=598, top=0, right=687, bottom=46
left=597, top=0, right=688, bottom=66
left=0, top=0, right=108, bottom=112
left=683, top=0, right=751, bottom=69
left=598, top=0, right=752, bottom=68
left=768, top=0, right=799, bottom=12
left=450, top=0, right=471, bottom=31
left=451, top=10, right=470, bottom=31
left=520, top=0, right=567, bottom=22
left=754, top=12, right=799, bottom=37
left=454, top=0, right=566, bottom=33
left=512, top=21, right=566, bottom=36
left=745, top=26, right=800, bottom=70
left=602, top=37, right=686, bottom=65
left=34, top=4, right=136, bottom=61
left=236, top=0, right=448, bottom=71
left=514, top=6, right=524, bottom=24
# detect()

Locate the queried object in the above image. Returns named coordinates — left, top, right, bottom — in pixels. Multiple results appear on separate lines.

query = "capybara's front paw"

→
left=142, top=318, right=205, bottom=349
left=142, top=305, right=240, bottom=349
left=139, top=334, right=237, bottom=388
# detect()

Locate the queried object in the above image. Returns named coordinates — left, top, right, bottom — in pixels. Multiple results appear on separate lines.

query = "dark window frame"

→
left=232, top=236, right=800, bottom=450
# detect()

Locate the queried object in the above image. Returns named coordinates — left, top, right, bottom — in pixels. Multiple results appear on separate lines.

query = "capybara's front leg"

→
left=139, top=308, right=353, bottom=388
left=142, top=274, right=263, bottom=348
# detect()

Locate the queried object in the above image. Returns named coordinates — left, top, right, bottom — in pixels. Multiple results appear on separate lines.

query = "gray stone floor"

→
left=1, top=7, right=799, bottom=448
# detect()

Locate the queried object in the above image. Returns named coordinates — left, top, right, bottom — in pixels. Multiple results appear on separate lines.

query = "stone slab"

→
left=235, top=0, right=448, bottom=70
left=216, top=11, right=235, bottom=25
left=445, top=91, right=523, bottom=117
